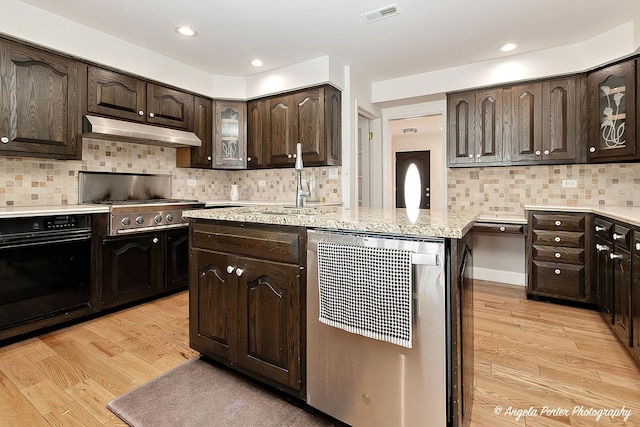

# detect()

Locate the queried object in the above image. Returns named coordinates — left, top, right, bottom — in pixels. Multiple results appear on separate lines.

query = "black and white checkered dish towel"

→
left=317, top=241, right=413, bottom=348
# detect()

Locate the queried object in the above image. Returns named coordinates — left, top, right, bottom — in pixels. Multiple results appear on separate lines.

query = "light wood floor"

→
left=0, top=281, right=638, bottom=426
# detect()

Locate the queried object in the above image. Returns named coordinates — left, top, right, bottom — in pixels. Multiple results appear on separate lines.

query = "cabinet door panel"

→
left=0, top=41, right=80, bottom=159
left=295, top=88, right=324, bottom=164
left=166, top=230, right=189, bottom=290
left=613, top=248, right=632, bottom=346
left=189, top=250, right=238, bottom=363
left=238, top=257, right=301, bottom=390
left=594, top=235, right=613, bottom=323
left=146, top=84, right=193, bottom=130
left=246, top=99, right=265, bottom=168
left=267, top=95, right=295, bottom=166
left=214, top=101, right=246, bottom=169
left=475, top=89, right=503, bottom=162
left=511, top=84, right=542, bottom=162
left=447, top=92, right=475, bottom=165
left=101, top=234, right=162, bottom=308
left=632, top=241, right=640, bottom=363
left=587, top=60, right=637, bottom=161
left=543, top=78, right=578, bottom=160
left=325, top=86, right=341, bottom=165
left=87, top=66, right=145, bottom=122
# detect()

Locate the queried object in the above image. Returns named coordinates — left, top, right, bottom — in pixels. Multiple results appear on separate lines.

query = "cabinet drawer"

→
left=612, top=224, right=631, bottom=250
left=531, top=214, right=585, bottom=231
left=191, top=222, right=301, bottom=264
left=594, top=217, right=613, bottom=240
left=532, top=245, right=584, bottom=264
left=532, top=230, right=584, bottom=248
left=530, top=261, right=585, bottom=298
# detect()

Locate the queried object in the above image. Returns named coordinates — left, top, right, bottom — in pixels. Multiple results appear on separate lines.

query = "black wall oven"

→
left=0, top=214, right=92, bottom=338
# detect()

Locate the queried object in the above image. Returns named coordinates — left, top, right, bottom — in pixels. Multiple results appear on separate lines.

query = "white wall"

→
left=371, top=21, right=638, bottom=103
left=473, top=233, right=526, bottom=286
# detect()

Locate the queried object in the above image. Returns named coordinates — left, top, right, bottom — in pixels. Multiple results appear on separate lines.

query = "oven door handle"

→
left=0, top=234, right=91, bottom=250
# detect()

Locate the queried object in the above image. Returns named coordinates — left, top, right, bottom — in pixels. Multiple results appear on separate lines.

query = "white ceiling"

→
left=16, top=0, right=640, bottom=83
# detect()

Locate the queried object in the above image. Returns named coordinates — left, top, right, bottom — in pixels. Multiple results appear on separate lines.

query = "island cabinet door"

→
left=236, top=256, right=302, bottom=392
left=189, top=249, right=239, bottom=364
left=632, top=237, right=640, bottom=364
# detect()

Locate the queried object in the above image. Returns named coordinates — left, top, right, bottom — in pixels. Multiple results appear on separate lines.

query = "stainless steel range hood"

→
left=82, top=115, right=201, bottom=148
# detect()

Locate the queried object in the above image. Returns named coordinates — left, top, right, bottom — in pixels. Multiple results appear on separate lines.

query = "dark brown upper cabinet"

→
left=213, top=101, right=246, bottom=169
left=587, top=59, right=637, bottom=162
left=176, top=96, right=213, bottom=168
left=0, top=40, right=81, bottom=160
left=266, top=85, right=341, bottom=168
left=86, top=65, right=194, bottom=131
left=448, top=89, right=503, bottom=166
left=510, top=76, right=585, bottom=163
left=246, top=99, right=266, bottom=169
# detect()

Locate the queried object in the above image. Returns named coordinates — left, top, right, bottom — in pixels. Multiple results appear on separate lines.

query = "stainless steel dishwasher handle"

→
left=411, top=253, right=439, bottom=266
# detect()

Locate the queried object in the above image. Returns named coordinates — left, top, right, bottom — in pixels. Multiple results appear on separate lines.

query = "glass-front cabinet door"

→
left=587, top=60, right=637, bottom=162
left=213, top=101, right=246, bottom=169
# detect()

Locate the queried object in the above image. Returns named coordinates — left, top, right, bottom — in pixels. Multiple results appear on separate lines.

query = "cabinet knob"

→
left=239, top=157, right=243, bottom=161
left=555, top=252, right=561, bottom=258
left=226, top=265, right=235, bottom=274
left=476, top=153, right=481, bottom=158
left=596, top=244, right=609, bottom=252
left=149, top=112, right=155, bottom=118
left=207, top=156, right=212, bottom=161
left=235, top=268, right=244, bottom=277
left=468, top=154, right=474, bottom=159
left=0, top=136, right=8, bottom=144
left=535, top=150, right=541, bottom=156
left=613, top=233, right=624, bottom=241
left=247, top=157, right=252, bottom=162
left=138, top=110, right=144, bottom=116
left=610, top=253, right=623, bottom=260
left=152, top=237, right=159, bottom=243
left=554, top=269, right=561, bottom=275
left=499, top=226, right=506, bottom=232
left=287, top=153, right=293, bottom=159
left=554, top=220, right=562, bottom=226
left=635, top=242, right=640, bottom=251
left=595, top=225, right=606, bottom=232
left=589, top=147, right=596, bottom=153
left=554, top=236, right=561, bottom=243
left=543, top=149, right=550, bottom=155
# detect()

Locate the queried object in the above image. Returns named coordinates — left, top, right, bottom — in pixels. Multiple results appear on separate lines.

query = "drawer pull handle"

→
left=554, top=220, right=562, bottom=226
left=636, top=243, right=640, bottom=251
left=554, top=237, right=561, bottom=243
left=555, top=252, right=561, bottom=258
left=554, top=269, right=561, bottom=275
left=596, top=244, right=609, bottom=252
left=595, top=225, right=606, bottom=232
left=0, top=136, right=8, bottom=144
left=613, top=233, right=624, bottom=241
left=499, top=226, right=506, bottom=232
left=610, top=253, right=623, bottom=260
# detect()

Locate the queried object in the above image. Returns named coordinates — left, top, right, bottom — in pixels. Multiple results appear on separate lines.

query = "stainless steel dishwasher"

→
left=306, top=229, right=447, bottom=427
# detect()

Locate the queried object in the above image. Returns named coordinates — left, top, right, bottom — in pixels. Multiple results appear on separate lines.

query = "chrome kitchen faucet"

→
left=295, top=143, right=310, bottom=208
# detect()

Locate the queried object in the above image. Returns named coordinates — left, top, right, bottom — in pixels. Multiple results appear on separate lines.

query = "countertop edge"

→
left=0, top=204, right=110, bottom=218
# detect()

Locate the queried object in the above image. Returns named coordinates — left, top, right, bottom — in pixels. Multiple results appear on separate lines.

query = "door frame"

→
left=381, top=100, right=447, bottom=211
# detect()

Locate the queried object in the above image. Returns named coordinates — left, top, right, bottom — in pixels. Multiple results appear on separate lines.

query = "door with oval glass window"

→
left=395, top=151, right=430, bottom=209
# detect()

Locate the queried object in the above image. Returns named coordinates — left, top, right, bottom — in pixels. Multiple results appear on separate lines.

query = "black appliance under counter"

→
left=0, top=213, right=94, bottom=341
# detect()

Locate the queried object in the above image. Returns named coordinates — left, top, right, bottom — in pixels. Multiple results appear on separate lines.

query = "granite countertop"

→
left=183, top=206, right=479, bottom=239
left=524, top=205, right=640, bottom=228
left=204, top=200, right=343, bottom=208
left=0, top=204, right=110, bottom=218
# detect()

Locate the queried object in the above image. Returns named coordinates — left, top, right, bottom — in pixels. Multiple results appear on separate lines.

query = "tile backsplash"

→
left=448, top=163, right=640, bottom=215
left=0, top=138, right=343, bottom=206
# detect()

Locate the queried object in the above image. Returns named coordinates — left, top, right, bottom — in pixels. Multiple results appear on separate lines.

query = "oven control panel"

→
left=44, top=216, right=88, bottom=231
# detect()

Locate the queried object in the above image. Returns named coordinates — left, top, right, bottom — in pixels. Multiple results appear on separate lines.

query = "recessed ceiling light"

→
left=500, top=43, right=517, bottom=52
left=251, top=59, right=263, bottom=67
left=361, top=4, right=400, bottom=23
left=175, top=26, right=198, bottom=37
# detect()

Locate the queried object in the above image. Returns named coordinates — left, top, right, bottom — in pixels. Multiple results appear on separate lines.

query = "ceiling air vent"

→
left=361, top=4, right=400, bottom=23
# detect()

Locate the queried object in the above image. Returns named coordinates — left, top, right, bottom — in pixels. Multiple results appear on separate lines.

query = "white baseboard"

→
left=472, top=267, right=525, bottom=287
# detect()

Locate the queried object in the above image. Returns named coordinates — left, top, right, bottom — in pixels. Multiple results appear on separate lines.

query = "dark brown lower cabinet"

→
left=101, top=229, right=189, bottom=309
left=611, top=225, right=632, bottom=346
left=189, top=221, right=306, bottom=398
left=593, top=234, right=613, bottom=323
left=632, top=236, right=640, bottom=364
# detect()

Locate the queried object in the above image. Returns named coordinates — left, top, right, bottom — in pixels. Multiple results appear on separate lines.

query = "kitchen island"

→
left=183, top=206, right=477, bottom=427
